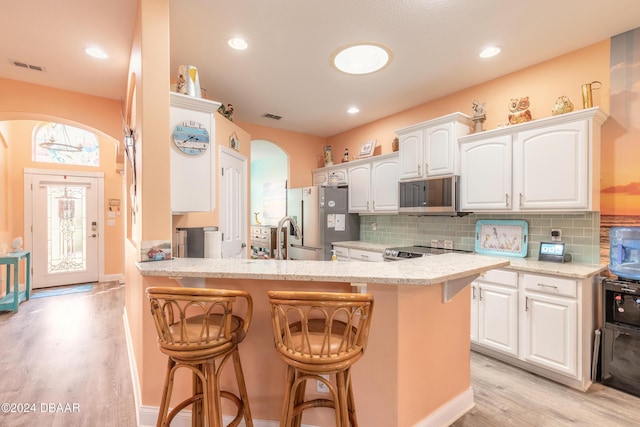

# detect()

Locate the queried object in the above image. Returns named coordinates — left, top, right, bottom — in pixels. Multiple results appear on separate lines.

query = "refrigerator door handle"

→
left=290, top=244, right=322, bottom=251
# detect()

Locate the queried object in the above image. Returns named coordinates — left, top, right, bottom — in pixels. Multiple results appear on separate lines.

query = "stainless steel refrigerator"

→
left=286, top=186, right=360, bottom=260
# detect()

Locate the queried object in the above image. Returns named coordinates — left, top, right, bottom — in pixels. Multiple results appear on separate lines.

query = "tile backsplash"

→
left=359, top=212, right=601, bottom=264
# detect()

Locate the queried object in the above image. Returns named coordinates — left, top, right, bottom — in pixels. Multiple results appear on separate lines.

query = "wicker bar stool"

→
left=146, top=286, right=254, bottom=427
left=268, top=291, right=374, bottom=427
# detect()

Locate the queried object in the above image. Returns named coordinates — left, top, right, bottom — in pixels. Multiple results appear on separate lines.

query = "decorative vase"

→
left=392, top=137, right=399, bottom=152
left=324, top=146, right=333, bottom=166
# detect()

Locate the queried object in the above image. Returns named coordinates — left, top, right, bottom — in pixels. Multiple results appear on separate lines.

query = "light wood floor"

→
left=0, top=281, right=136, bottom=427
left=453, top=351, right=640, bottom=426
left=2, top=282, right=639, bottom=427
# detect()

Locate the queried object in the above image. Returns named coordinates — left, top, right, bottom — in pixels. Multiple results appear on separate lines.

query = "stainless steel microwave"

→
left=398, top=175, right=464, bottom=215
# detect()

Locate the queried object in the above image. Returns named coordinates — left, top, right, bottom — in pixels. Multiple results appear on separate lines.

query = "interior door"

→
left=28, top=173, right=100, bottom=288
left=220, top=147, right=247, bottom=258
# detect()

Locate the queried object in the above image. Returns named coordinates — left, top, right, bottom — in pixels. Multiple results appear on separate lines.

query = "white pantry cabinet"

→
left=396, top=113, right=473, bottom=179
left=347, top=153, right=399, bottom=214
left=459, top=107, right=607, bottom=213
left=170, top=92, right=221, bottom=213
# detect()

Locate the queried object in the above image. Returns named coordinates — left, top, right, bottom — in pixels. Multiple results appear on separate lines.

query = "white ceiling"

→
left=2, top=1, right=640, bottom=138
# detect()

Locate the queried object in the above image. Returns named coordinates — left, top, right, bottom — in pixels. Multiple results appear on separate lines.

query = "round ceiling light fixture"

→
left=479, top=46, right=501, bottom=58
left=347, top=106, right=360, bottom=114
left=228, top=38, right=248, bottom=50
left=331, top=42, right=393, bottom=75
left=84, top=47, right=108, bottom=59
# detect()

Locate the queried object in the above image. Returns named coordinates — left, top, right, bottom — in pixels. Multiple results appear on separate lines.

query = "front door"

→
left=26, top=172, right=100, bottom=288
left=220, top=147, right=247, bottom=258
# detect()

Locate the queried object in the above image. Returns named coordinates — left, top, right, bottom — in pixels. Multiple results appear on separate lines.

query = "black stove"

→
left=383, top=245, right=471, bottom=261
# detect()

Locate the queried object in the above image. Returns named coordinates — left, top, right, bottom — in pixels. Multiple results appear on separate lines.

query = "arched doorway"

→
left=250, top=140, right=288, bottom=226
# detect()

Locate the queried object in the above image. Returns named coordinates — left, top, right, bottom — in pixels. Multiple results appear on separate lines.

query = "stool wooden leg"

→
left=232, top=349, right=254, bottom=426
left=346, top=373, right=358, bottom=426
left=292, top=376, right=307, bottom=427
left=280, top=366, right=296, bottom=427
left=157, top=358, right=176, bottom=427
left=336, top=371, right=350, bottom=427
left=192, top=365, right=203, bottom=427
left=205, top=360, right=224, bottom=427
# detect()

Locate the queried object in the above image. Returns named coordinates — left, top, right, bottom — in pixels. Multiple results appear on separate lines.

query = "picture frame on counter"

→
left=358, top=139, right=376, bottom=158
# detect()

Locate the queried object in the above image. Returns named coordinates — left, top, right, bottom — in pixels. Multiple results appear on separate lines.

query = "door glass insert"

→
left=47, top=185, right=87, bottom=273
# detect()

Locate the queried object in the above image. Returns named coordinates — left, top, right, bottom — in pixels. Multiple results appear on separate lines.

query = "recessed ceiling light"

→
left=84, top=47, right=108, bottom=59
left=347, top=107, right=360, bottom=114
left=228, top=38, right=248, bottom=50
left=331, top=42, right=392, bottom=75
left=479, top=46, right=501, bottom=58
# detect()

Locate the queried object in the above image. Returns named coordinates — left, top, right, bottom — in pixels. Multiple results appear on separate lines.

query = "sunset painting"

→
left=600, top=28, right=640, bottom=266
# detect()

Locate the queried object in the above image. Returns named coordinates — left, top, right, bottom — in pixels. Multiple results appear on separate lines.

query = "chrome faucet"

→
left=276, top=216, right=301, bottom=260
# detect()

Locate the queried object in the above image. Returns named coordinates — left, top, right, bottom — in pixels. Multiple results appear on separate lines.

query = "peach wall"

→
left=0, top=125, right=9, bottom=247
left=1, top=120, right=124, bottom=276
left=327, top=41, right=611, bottom=160
left=0, top=78, right=125, bottom=280
left=237, top=120, right=328, bottom=188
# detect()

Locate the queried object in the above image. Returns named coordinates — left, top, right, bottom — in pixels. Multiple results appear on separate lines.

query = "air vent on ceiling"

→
left=10, top=59, right=45, bottom=72
left=262, top=113, right=282, bottom=120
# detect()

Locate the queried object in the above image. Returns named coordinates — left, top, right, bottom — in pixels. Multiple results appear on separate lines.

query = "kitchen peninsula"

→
left=138, top=254, right=509, bottom=427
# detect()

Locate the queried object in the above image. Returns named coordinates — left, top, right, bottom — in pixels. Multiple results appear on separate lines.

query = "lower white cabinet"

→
left=471, top=270, right=519, bottom=357
left=471, top=269, right=597, bottom=391
left=331, top=245, right=384, bottom=262
left=522, top=291, right=578, bottom=377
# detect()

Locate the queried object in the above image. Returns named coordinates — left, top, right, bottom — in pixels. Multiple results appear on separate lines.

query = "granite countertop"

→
left=137, top=253, right=509, bottom=286
left=332, top=241, right=605, bottom=279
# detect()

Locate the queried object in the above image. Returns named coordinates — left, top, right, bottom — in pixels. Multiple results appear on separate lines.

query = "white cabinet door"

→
left=371, top=156, right=399, bottom=212
left=170, top=106, right=214, bottom=213
left=478, top=282, right=519, bottom=356
left=459, top=135, right=512, bottom=211
left=516, top=120, right=589, bottom=210
left=470, top=283, right=479, bottom=343
left=312, top=171, right=328, bottom=186
left=348, top=163, right=371, bottom=212
left=522, top=292, right=578, bottom=377
left=399, top=129, right=422, bottom=179
left=349, top=248, right=384, bottom=262
left=424, top=124, right=455, bottom=176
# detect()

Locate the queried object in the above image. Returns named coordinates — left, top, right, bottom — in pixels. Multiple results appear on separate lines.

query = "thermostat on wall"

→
left=538, top=241, right=572, bottom=263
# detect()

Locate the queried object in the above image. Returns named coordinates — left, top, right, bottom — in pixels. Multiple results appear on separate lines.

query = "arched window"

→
left=33, top=122, right=100, bottom=166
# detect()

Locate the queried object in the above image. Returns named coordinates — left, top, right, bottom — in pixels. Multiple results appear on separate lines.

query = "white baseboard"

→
left=122, top=309, right=142, bottom=427
left=101, top=273, right=124, bottom=283
left=413, top=387, right=475, bottom=427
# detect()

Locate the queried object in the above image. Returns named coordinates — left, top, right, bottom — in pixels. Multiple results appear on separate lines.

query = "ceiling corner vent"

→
left=262, top=113, right=282, bottom=120
left=10, top=59, right=45, bottom=72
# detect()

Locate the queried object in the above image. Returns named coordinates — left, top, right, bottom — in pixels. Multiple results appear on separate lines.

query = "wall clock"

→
left=172, top=120, right=210, bottom=155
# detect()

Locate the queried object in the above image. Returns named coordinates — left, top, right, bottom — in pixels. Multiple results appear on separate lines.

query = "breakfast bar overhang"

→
left=137, top=254, right=509, bottom=426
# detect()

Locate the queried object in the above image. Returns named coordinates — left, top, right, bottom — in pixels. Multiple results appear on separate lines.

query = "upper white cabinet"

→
left=459, top=107, right=607, bottom=212
left=312, top=165, right=348, bottom=186
left=170, top=92, right=221, bottom=213
left=396, top=113, right=473, bottom=179
left=347, top=153, right=399, bottom=213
